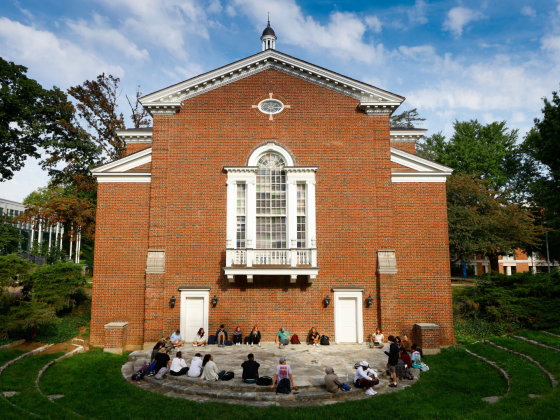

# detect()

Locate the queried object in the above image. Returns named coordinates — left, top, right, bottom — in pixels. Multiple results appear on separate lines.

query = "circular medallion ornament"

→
left=258, top=99, right=284, bottom=115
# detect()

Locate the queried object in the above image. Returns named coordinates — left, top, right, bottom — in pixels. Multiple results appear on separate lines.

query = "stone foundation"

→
left=412, top=323, right=442, bottom=354
left=104, top=322, right=129, bottom=354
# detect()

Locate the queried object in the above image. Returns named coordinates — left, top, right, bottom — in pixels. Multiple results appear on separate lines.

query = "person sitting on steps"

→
left=401, top=334, right=413, bottom=354
left=149, top=342, right=163, bottom=374
left=369, top=328, right=385, bottom=349
left=216, top=324, right=228, bottom=347
left=241, top=353, right=260, bottom=383
left=354, top=361, right=379, bottom=396
left=193, top=328, right=206, bottom=347
left=233, top=326, right=243, bottom=346
left=188, top=353, right=203, bottom=377
left=200, top=354, right=226, bottom=381
left=275, top=327, right=290, bottom=347
left=169, top=351, right=189, bottom=376
left=270, top=357, right=297, bottom=391
left=152, top=347, right=171, bottom=380
left=308, top=327, right=320, bottom=347
left=324, top=366, right=343, bottom=393
left=170, top=329, right=185, bottom=349
left=247, top=325, right=261, bottom=347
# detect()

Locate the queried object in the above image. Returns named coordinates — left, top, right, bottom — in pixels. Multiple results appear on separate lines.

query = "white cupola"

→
left=260, top=16, right=277, bottom=51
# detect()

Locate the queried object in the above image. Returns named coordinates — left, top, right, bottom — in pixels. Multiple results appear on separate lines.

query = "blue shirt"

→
left=170, top=332, right=182, bottom=342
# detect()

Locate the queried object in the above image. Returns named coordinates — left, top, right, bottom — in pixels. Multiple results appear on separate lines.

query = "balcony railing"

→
left=226, top=248, right=317, bottom=268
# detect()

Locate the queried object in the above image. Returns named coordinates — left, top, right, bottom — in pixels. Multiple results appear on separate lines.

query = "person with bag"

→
left=354, top=361, right=379, bottom=396
left=270, top=357, right=297, bottom=392
left=275, top=327, right=290, bottom=348
left=216, top=324, right=228, bottom=347
left=200, top=354, right=226, bottom=381
left=400, top=346, right=412, bottom=367
left=369, top=328, right=385, bottom=349
left=308, top=327, right=320, bottom=347
left=233, top=326, right=243, bottom=346
left=147, top=342, right=163, bottom=375
left=170, top=351, right=189, bottom=376
left=386, top=335, right=399, bottom=388
left=188, top=353, right=203, bottom=377
left=324, top=366, right=344, bottom=393
left=153, top=347, right=171, bottom=380
left=247, top=325, right=261, bottom=347
left=241, top=353, right=260, bottom=383
left=193, top=328, right=206, bottom=347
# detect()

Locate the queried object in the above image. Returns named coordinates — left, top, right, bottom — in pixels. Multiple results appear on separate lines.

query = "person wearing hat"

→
left=188, top=352, right=203, bottom=377
left=270, top=357, right=298, bottom=391
left=324, top=366, right=343, bottom=393
left=354, top=361, right=379, bottom=396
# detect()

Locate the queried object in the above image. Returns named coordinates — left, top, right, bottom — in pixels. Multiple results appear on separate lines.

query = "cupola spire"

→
left=260, top=14, right=277, bottom=51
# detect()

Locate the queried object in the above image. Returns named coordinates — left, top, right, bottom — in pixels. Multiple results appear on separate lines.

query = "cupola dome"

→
left=260, top=15, right=277, bottom=51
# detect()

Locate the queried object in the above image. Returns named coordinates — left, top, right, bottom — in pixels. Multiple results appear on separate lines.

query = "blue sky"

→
left=1, top=0, right=559, bottom=201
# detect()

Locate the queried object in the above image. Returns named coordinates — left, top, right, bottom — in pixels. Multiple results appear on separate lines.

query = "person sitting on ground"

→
left=324, top=366, right=343, bottom=393
left=149, top=342, right=163, bottom=373
left=193, top=328, right=206, bottom=347
left=396, top=348, right=415, bottom=380
left=170, top=351, right=189, bottom=376
left=200, top=354, right=226, bottom=381
left=160, top=336, right=173, bottom=351
left=170, top=329, right=185, bottom=349
left=395, top=336, right=402, bottom=348
left=233, top=326, right=243, bottom=346
left=401, top=334, right=413, bottom=354
left=153, top=347, right=171, bottom=379
left=270, top=357, right=297, bottom=391
left=276, top=327, right=290, bottom=347
left=216, top=324, right=228, bottom=347
left=386, top=335, right=400, bottom=388
left=241, top=353, right=260, bottom=383
left=369, top=328, right=385, bottom=349
left=188, top=353, right=203, bottom=377
left=247, top=325, right=261, bottom=347
left=308, top=327, right=320, bottom=347
left=354, top=361, right=379, bottom=396
left=400, top=346, right=412, bottom=367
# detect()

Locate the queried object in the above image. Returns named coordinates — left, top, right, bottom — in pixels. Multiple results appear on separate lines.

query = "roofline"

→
left=90, top=147, right=152, bottom=172
left=390, top=147, right=454, bottom=172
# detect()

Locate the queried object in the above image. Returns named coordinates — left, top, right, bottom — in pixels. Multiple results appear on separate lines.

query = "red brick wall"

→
left=90, top=183, right=150, bottom=346
left=92, top=68, right=453, bottom=346
left=126, top=143, right=152, bottom=155
left=391, top=141, right=416, bottom=154
left=392, top=182, right=454, bottom=346
left=104, top=325, right=128, bottom=349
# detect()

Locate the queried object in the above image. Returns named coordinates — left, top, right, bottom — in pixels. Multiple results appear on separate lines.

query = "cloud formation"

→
left=443, top=7, right=484, bottom=38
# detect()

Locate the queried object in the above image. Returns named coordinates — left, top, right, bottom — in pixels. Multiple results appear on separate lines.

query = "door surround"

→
left=333, top=287, right=364, bottom=344
left=179, top=287, right=210, bottom=342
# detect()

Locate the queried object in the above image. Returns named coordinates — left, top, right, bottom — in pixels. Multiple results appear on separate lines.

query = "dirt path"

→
left=12, top=341, right=81, bottom=354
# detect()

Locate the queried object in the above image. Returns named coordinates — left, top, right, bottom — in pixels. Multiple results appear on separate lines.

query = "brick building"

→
left=90, top=24, right=454, bottom=354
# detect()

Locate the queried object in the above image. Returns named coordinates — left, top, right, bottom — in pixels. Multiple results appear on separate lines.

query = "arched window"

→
left=256, top=153, right=286, bottom=249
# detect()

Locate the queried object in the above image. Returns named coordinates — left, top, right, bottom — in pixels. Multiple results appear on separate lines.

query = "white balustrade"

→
left=254, top=250, right=290, bottom=265
left=297, top=250, right=311, bottom=265
left=233, top=250, right=246, bottom=265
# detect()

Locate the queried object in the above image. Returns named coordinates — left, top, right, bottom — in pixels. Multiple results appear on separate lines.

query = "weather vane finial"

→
left=267, top=12, right=270, bottom=27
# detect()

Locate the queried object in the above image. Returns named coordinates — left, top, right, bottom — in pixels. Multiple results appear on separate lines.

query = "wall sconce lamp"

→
left=211, top=295, right=218, bottom=307
left=324, top=295, right=331, bottom=307
left=169, top=296, right=176, bottom=308
left=366, top=295, right=374, bottom=307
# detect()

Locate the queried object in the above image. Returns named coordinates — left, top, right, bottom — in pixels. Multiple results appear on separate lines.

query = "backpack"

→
left=320, top=335, right=330, bottom=345
left=221, top=371, right=235, bottom=381
left=291, top=334, right=301, bottom=344
left=256, top=376, right=273, bottom=386
left=225, top=341, right=233, bottom=346
left=131, top=370, right=145, bottom=381
left=208, top=335, right=216, bottom=345
left=340, top=383, right=352, bottom=392
left=276, top=378, right=291, bottom=394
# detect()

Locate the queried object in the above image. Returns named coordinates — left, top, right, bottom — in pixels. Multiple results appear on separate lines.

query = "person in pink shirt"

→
left=270, top=357, right=298, bottom=391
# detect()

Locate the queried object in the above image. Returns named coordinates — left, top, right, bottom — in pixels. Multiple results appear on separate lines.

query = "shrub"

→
left=31, top=261, right=83, bottom=311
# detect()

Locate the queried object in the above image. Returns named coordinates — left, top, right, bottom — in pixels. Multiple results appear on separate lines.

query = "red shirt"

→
left=400, top=352, right=412, bottom=367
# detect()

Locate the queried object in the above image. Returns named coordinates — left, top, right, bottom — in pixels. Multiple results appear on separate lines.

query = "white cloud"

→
left=207, top=0, right=223, bottom=14
left=365, top=16, right=382, bottom=33
left=225, top=5, right=236, bottom=17
left=0, top=17, right=124, bottom=86
left=66, top=14, right=150, bottom=62
left=521, top=6, right=536, bottom=18
left=408, top=0, right=428, bottom=26
left=398, top=44, right=436, bottom=61
left=232, top=0, right=384, bottom=64
left=443, top=7, right=484, bottom=38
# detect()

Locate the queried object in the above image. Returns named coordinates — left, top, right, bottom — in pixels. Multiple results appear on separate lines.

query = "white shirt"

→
left=170, top=357, right=188, bottom=372
left=201, top=360, right=219, bottom=381
left=188, top=357, right=203, bottom=377
left=354, top=367, right=377, bottom=383
left=195, top=334, right=204, bottom=342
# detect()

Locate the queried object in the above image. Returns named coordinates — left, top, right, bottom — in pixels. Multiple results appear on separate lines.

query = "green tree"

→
left=447, top=174, right=543, bottom=268
left=0, top=214, right=21, bottom=255
left=31, top=262, right=83, bottom=311
left=390, top=108, right=426, bottom=128
left=0, top=58, right=47, bottom=181
left=0, top=254, right=35, bottom=305
left=1, top=300, right=56, bottom=339
left=417, top=120, right=523, bottom=192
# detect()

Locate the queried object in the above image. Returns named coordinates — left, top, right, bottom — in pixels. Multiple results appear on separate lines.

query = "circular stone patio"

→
left=123, top=343, right=419, bottom=407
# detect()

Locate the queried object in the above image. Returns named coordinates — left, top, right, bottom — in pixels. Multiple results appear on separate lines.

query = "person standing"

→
left=324, top=366, right=343, bottom=393
left=233, top=326, right=243, bottom=346
left=170, top=351, right=189, bottom=376
left=188, top=353, right=203, bottom=377
left=386, top=335, right=399, bottom=388
left=247, top=326, right=261, bottom=347
left=170, top=329, right=185, bottom=349
left=270, top=357, right=297, bottom=391
left=241, top=353, right=260, bottom=383
left=200, top=354, right=226, bottom=381
left=354, top=361, right=379, bottom=396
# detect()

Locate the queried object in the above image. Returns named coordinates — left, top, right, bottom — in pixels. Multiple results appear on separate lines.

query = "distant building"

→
left=468, top=250, right=559, bottom=275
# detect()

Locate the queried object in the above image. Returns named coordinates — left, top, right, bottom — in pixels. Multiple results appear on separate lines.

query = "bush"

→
left=30, top=261, right=83, bottom=311
left=455, top=271, right=560, bottom=334
left=451, top=263, right=475, bottom=277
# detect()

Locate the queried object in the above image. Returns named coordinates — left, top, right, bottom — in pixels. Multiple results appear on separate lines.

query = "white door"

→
left=337, top=298, right=357, bottom=342
left=184, top=298, right=205, bottom=342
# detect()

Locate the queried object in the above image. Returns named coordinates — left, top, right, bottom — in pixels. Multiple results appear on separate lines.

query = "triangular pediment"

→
left=140, top=50, right=404, bottom=111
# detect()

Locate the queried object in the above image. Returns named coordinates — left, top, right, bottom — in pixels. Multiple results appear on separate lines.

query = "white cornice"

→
left=140, top=50, right=405, bottom=107
left=390, top=129, right=427, bottom=142
left=94, top=173, right=151, bottom=183
left=284, top=166, right=319, bottom=173
left=359, top=102, right=401, bottom=115
left=91, top=148, right=152, bottom=174
left=142, top=102, right=182, bottom=117
left=390, top=147, right=453, bottom=173
left=391, top=172, right=451, bottom=183
left=223, top=166, right=259, bottom=173
left=116, top=129, right=153, bottom=144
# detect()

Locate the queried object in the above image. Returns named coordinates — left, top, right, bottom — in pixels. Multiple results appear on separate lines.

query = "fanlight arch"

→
left=246, top=142, right=295, bottom=167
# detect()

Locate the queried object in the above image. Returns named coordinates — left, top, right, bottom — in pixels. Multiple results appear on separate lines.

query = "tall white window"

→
left=236, top=183, right=246, bottom=248
left=256, top=153, right=286, bottom=249
left=297, top=183, right=306, bottom=248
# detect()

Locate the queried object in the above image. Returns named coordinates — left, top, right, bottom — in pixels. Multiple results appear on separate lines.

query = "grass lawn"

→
left=515, top=330, right=560, bottom=350
left=0, top=349, right=27, bottom=366
left=547, top=328, right=560, bottom=336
